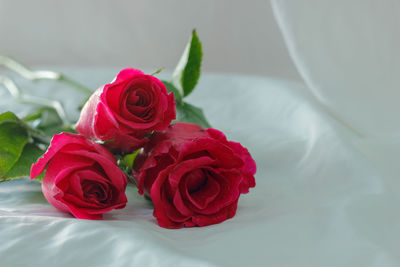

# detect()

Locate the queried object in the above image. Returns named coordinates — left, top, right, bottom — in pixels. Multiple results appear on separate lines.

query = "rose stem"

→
left=0, top=75, right=69, bottom=126
left=0, top=55, right=92, bottom=97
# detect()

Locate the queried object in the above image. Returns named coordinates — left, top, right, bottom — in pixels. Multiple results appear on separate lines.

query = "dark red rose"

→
left=133, top=122, right=256, bottom=228
left=30, top=133, right=128, bottom=220
left=76, top=68, right=176, bottom=153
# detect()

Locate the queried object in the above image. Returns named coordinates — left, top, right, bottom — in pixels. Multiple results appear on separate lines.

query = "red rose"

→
left=76, top=68, right=176, bottom=153
left=30, top=133, right=128, bottom=220
left=133, top=122, right=256, bottom=228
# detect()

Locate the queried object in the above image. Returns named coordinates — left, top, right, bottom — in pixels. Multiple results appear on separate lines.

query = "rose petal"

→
left=105, top=133, right=147, bottom=153
left=180, top=168, right=241, bottom=215
left=160, top=190, right=189, bottom=224
left=150, top=165, right=188, bottom=227
left=63, top=203, right=103, bottom=220
left=113, top=68, right=145, bottom=85
left=190, top=200, right=238, bottom=227
left=41, top=153, right=94, bottom=213
left=227, top=141, right=257, bottom=193
left=93, top=102, right=119, bottom=141
left=31, top=133, right=94, bottom=179
left=178, top=138, right=243, bottom=170
left=168, top=156, right=215, bottom=189
left=153, top=92, right=176, bottom=132
left=172, top=190, right=194, bottom=217
left=183, top=172, right=220, bottom=210
left=75, top=88, right=102, bottom=139
left=134, top=140, right=174, bottom=195
left=163, top=122, right=206, bottom=147
left=62, top=149, right=127, bottom=189
left=109, top=78, right=152, bottom=115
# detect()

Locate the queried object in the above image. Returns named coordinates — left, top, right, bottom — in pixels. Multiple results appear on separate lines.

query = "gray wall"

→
left=0, top=0, right=298, bottom=79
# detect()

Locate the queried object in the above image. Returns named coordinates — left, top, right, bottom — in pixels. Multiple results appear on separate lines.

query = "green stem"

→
left=0, top=76, right=70, bottom=125
left=58, top=74, right=92, bottom=97
left=0, top=55, right=93, bottom=97
left=30, top=132, right=51, bottom=145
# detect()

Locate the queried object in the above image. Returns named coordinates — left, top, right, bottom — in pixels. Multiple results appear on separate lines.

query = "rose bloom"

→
left=133, top=122, right=256, bottom=228
left=30, top=133, right=127, bottom=220
left=76, top=68, right=176, bottom=153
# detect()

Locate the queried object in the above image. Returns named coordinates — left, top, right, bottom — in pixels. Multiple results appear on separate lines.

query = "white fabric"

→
left=0, top=0, right=299, bottom=79
left=2, top=2, right=399, bottom=265
left=271, top=0, right=400, bottom=137
left=1, top=69, right=399, bottom=266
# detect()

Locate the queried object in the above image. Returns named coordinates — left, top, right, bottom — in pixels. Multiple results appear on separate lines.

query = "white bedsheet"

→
left=1, top=69, right=398, bottom=266
left=271, top=0, right=400, bottom=138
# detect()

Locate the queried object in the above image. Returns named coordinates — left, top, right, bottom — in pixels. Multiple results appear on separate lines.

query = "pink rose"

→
left=133, top=122, right=256, bottom=228
left=30, top=133, right=127, bottom=220
left=76, top=68, right=176, bottom=153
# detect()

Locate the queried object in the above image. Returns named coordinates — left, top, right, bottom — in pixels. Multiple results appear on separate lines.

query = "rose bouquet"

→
left=0, top=30, right=256, bottom=228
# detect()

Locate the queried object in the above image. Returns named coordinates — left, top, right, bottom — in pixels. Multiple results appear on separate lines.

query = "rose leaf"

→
left=162, top=80, right=183, bottom=104
left=172, top=29, right=203, bottom=97
left=24, top=107, right=73, bottom=140
left=31, top=107, right=64, bottom=136
left=0, top=112, right=29, bottom=179
left=3, top=143, right=44, bottom=181
left=119, top=149, right=141, bottom=173
left=176, top=102, right=211, bottom=129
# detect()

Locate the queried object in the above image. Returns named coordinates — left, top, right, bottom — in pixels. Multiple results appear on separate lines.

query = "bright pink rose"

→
left=30, top=133, right=127, bottom=220
left=76, top=68, right=176, bottom=153
left=133, top=122, right=256, bottom=228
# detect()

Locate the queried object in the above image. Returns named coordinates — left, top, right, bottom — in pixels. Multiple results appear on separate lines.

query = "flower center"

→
left=123, top=88, right=154, bottom=120
left=181, top=168, right=221, bottom=210
left=185, top=169, right=207, bottom=194
left=82, top=181, right=108, bottom=203
left=127, top=88, right=150, bottom=106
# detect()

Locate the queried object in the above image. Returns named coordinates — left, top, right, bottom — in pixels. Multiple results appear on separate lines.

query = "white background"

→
left=0, top=0, right=299, bottom=79
left=2, top=1, right=400, bottom=266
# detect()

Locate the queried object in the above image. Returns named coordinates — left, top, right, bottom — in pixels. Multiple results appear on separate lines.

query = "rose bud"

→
left=133, top=122, right=256, bottom=228
left=30, top=133, right=128, bottom=220
left=76, top=68, right=176, bottom=153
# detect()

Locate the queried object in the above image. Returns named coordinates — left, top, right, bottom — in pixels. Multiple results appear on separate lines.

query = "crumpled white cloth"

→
left=1, top=67, right=398, bottom=266
left=271, top=0, right=400, bottom=138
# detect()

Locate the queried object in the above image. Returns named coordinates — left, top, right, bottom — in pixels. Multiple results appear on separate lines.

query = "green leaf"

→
left=0, top=112, right=29, bottom=177
left=119, top=149, right=140, bottom=173
left=24, top=107, right=64, bottom=137
left=22, top=110, right=43, bottom=122
left=0, top=111, right=19, bottom=122
left=37, top=108, right=63, bottom=131
left=151, top=68, right=164, bottom=76
left=3, top=143, right=44, bottom=180
left=162, top=80, right=182, bottom=104
left=176, top=102, right=211, bottom=129
left=172, top=29, right=203, bottom=97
